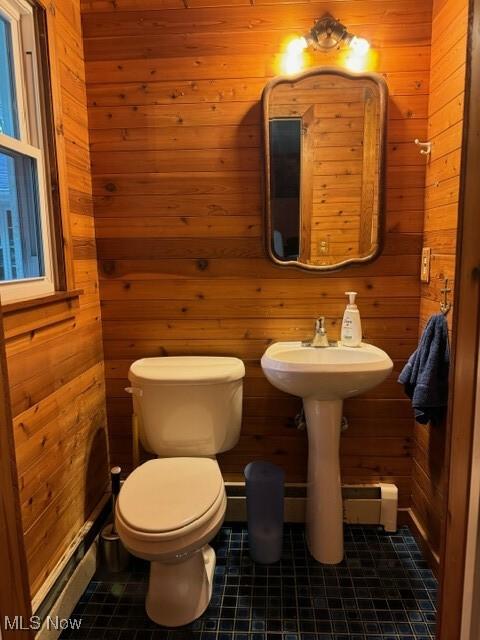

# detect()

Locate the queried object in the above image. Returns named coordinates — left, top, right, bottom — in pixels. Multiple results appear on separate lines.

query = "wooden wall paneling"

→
left=410, top=0, right=468, bottom=561
left=81, top=2, right=434, bottom=38
left=1, top=0, right=108, bottom=599
left=81, top=0, right=432, bottom=507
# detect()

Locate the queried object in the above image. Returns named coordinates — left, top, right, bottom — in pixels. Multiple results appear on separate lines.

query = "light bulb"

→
left=345, top=52, right=367, bottom=72
left=283, top=55, right=303, bottom=75
left=281, top=36, right=307, bottom=75
left=349, top=36, right=370, bottom=55
left=286, top=36, right=308, bottom=55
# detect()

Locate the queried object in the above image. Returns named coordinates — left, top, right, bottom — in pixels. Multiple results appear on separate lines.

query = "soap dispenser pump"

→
left=341, top=291, right=362, bottom=347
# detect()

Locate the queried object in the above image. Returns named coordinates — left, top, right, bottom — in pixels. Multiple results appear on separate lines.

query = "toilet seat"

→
left=117, top=457, right=225, bottom=541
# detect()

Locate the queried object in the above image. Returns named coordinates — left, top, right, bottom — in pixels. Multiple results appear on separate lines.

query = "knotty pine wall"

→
left=411, top=0, right=468, bottom=560
left=81, top=0, right=433, bottom=507
left=2, top=0, right=108, bottom=598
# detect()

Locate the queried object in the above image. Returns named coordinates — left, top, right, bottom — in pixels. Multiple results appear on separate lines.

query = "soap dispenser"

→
left=341, top=291, right=362, bottom=347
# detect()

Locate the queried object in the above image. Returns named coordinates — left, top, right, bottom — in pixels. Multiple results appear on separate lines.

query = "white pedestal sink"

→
left=261, top=341, right=393, bottom=564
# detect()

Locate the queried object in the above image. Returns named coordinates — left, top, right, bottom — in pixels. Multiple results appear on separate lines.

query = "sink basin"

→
left=261, top=341, right=393, bottom=565
left=261, top=341, right=393, bottom=400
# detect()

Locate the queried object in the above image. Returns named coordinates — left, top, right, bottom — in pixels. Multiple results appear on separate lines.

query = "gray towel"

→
left=398, top=313, right=450, bottom=425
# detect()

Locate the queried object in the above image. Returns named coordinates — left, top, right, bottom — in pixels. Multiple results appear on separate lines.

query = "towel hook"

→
left=414, top=139, right=432, bottom=155
left=440, top=278, right=452, bottom=315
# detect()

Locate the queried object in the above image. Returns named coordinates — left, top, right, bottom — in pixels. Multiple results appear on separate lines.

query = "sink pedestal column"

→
left=303, top=397, right=344, bottom=564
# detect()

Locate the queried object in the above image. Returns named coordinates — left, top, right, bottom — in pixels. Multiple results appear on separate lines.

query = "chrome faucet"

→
left=302, top=316, right=330, bottom=348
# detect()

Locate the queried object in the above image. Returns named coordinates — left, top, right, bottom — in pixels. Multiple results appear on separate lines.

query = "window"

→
left=0, top=0, right=55, bottom=303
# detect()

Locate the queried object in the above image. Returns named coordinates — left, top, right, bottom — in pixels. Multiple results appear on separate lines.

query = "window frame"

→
left=0, top=0, right=56, bottom=303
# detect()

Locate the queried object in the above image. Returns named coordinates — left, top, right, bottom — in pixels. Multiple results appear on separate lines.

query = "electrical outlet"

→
left=421, top=247, right=431, bottom=283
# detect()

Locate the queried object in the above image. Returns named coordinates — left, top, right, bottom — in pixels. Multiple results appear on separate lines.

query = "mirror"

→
left=263, top=68, right=387, bottom=270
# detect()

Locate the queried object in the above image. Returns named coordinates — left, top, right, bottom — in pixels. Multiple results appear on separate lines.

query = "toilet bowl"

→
left=117, top=356, right=245, bottom=627
left=116, top=457, right=226, bottom=627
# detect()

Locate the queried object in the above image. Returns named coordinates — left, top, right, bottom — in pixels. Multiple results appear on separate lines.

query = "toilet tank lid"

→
left=129, top=356, right=245, bottom=385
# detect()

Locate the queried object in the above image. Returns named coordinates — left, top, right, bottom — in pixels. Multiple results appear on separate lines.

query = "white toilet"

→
left=116, top=356, right=245, bottom=627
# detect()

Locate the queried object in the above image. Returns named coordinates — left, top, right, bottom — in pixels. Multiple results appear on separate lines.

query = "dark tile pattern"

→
left=60, top=524, right=437, bottom=640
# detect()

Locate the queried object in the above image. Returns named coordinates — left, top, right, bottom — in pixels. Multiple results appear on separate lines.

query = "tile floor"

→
left=60, top=524, right=437, bottom=640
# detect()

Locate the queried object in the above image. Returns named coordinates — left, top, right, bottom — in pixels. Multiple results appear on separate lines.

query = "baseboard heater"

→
left=225, top=482, right=398, bottom=532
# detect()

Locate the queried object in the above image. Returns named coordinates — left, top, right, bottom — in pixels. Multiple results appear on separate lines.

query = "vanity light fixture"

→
left=282, top=14, right=370, bottom=75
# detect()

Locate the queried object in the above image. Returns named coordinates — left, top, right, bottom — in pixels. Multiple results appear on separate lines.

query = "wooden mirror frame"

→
left=262, top=67, right=388, bottom=272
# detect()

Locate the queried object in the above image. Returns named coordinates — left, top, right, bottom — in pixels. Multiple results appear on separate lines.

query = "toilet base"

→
left=145, top=545, right=216, bottom=627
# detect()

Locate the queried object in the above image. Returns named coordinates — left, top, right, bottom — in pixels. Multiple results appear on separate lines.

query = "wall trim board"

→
left=405, top=508, right=440, bottom=577
left=36, top=0, right=78, bottom=290
left=0, top=307, right=33, bottom=639
left=437, top=0, right=480, bottom=635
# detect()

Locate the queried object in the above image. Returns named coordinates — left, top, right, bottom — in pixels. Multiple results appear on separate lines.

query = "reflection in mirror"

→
left=263, top=69, right=387, bottom=271
left=269, top=119, right=301, bottom=260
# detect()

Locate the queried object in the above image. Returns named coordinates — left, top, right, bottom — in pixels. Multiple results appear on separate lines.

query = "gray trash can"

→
left=244, top=461, right=285, bottom=564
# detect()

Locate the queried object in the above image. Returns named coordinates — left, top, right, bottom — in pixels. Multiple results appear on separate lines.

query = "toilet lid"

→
left=117, top=458, right=224, bottom=534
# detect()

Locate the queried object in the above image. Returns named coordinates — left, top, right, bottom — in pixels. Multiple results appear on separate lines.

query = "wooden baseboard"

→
left=403, top=508, right=441, bottom=577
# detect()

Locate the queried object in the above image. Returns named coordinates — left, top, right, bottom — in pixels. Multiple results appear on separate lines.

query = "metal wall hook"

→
left=415, top=138, right=432, bottom=155
left=440, top=278, right=452, bottom=315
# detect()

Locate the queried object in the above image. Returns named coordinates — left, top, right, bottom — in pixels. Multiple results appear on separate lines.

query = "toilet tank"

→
left=127, top=356, right=245, bottom=457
